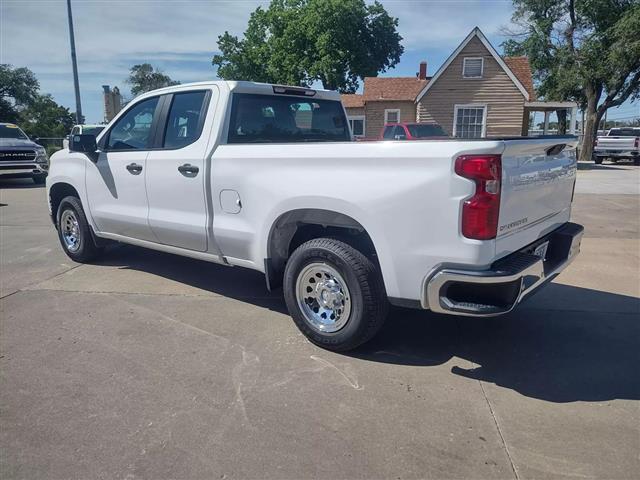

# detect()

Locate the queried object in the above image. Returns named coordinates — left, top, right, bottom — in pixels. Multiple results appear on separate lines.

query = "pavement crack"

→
left=1, top=263, right=83, bottom=300
left=478, top=379, right=519, bottom=480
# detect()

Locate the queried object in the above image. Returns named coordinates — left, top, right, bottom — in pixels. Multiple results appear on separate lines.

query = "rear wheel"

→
left=594, top=157, right=604, bottom=165
left=56, top=196, right=102, bottom=262
left=283, top=238, right=388, bottom=351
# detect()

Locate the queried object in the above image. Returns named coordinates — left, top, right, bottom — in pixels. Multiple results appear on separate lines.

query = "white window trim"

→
left=384, top=109, right=401, bottom=124
left=462, top=57, right=484, bottom=78
left=348, top=115, right=366, bottom=137
left=452, top=104, right=487, bottom=138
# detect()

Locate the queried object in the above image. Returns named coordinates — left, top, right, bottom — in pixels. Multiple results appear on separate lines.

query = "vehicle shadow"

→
left=577, top=162, right=627, bottom=171
left=96, top=245, right=639, bottom=403
left=355, top=284, right=640, bottom=403
left=95, top=244, right=287, bottom=313
left=0, top=178, right=44, bottom=189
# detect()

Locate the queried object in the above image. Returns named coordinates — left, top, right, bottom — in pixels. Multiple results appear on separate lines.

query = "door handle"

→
left=178, top=163, right=199, bottom=176
left=126, top=163, right=143, bottom=175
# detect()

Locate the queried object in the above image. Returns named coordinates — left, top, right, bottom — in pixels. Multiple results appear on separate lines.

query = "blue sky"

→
left=2, top=0, right=638, bottom=124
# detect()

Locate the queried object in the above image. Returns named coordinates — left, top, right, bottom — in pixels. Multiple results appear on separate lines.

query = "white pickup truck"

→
left=47, top=81, right=583, bottom=351
left=593, top=127, right=640, bottom=165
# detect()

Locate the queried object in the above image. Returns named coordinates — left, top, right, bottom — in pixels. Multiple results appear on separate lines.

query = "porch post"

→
left=569, top=106, right=578, bottom=134
left=543, top=111, right=551, bottom=134
left=521, top=109, right=530, bottom=136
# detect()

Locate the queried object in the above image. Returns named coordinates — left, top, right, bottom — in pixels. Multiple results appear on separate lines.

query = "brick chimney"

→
left=418, top=61, right=427, bottom=80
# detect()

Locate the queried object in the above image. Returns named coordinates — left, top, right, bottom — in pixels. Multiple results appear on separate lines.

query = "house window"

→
left=384, top=109, right=400, bottom=124
left=348, top=116, right=365, bottom=137
left=453, top=105, right=486, bottom=138
left=463, top=57, right=483, bottom=78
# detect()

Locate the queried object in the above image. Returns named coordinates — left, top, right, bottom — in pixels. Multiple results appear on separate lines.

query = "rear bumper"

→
left=425, top=222, right=584, bottom=316
left=594, top=150, right=639, bottom=157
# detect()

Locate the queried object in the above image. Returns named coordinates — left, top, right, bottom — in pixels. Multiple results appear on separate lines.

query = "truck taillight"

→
left=455, top=155, right=502, bottom=240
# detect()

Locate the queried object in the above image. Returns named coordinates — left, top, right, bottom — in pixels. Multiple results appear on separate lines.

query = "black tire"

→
left=56, top=196, right=102, bottom=262
left=32, top=174, right=46, bottom=185
left=283, top=238, right=388, bottom=351
left=634, top=157, right=640, bottom=166
left=594, top=157, right=603, bottom=165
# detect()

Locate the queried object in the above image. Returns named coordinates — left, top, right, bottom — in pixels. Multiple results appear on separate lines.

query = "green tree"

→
left=212, top=0, right=403, bottom=93
left=503, top=0, right=640, bottom=161
left=126, top=64, right=180, bottom=97
left=18, top=94, right=75, bottom=138
left=0, top=64, right=40, bottom=123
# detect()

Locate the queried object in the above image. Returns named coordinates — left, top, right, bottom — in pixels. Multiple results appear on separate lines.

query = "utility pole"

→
left=66, top=0, right=83, bottom=124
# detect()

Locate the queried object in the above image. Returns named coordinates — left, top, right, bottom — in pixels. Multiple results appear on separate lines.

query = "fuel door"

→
left=220, top=189, right=242, bottom=214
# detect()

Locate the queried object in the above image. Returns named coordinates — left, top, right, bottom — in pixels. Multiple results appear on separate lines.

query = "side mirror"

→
left=70, top=134, right=97, bottom=153
left=69, top=134, right=98, bottom=161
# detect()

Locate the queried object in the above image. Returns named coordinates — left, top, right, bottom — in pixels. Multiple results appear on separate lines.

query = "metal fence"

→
left=35, top=137, right=65, bottom=149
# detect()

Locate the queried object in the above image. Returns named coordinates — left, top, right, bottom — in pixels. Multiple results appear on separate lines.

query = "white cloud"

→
left=2, top=0, right=516, bottom=122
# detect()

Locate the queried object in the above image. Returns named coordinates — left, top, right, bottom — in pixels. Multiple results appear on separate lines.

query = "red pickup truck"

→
left=380, top=122, right=449, bottom=140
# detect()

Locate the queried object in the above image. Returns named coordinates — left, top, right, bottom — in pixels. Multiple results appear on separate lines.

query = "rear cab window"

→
left=227, top=93, right=349, bottom=144
left=407, top=124, right=448, bottom=138
left=608, top=128, right=639, bottom=137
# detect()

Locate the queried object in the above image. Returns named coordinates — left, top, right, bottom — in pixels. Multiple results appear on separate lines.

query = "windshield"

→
left=82, top=126, right=105, bottom=136
left=0, top=124, right=29, bottom=140
left=608, top=128, right=639, bottom=137
left=407, top=124, right=448, bottom=138
left=228, top=93, right=350, bottom=143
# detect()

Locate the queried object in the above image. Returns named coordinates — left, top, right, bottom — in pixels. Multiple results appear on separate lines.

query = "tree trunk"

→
left=579, top=85, right=600, bottom=162
left=556, top=109, right=567, bottom=134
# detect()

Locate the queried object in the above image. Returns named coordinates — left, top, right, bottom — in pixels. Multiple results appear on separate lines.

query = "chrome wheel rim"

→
left=61, top=210, right=81, bottom=252
left=295, top=262, right=352, bottom=333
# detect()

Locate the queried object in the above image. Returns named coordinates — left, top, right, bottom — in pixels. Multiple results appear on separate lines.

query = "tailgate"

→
left=496, top=137, right=578, bottom=258
left=596, top=137, right=636, bottom=151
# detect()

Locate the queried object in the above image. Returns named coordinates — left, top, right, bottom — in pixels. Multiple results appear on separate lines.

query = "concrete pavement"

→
left=1, top=164, right=639, bottom=479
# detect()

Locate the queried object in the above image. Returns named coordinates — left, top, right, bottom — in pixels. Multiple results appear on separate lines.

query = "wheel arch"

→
left=49, top=182, right=81, bottom=225
left=265, top=208, right=380, bottom=290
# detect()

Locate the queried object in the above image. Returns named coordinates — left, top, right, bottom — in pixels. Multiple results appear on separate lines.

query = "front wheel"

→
left=56, top=196, right=103, bottom=263
left=594, top=157, right=604, bottom=165
left=283, top=238, right=388, bottom=351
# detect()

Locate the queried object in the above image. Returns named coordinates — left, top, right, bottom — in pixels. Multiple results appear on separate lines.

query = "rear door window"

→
left=228, top=93, right=349, bottom=143
left=163, top=91, right=208, bottom=149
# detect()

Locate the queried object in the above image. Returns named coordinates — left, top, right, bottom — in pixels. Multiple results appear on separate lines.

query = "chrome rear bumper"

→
left=425, top=222, right=584, bottom=316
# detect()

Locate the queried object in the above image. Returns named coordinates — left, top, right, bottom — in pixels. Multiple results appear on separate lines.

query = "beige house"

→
left=343, top=27, right=578, bottom=139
